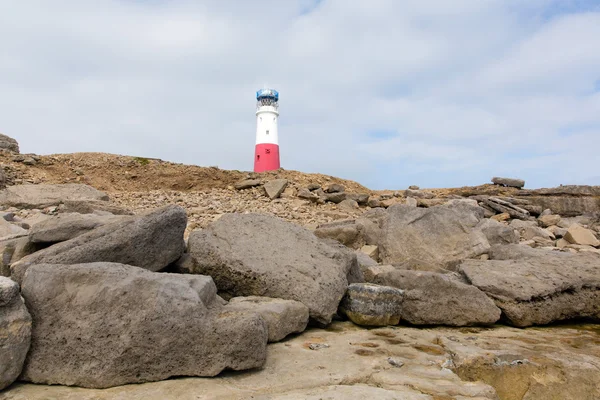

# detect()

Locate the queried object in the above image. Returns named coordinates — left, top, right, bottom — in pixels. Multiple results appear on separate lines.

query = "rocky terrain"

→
left=0, top=133, right=599, bottom=399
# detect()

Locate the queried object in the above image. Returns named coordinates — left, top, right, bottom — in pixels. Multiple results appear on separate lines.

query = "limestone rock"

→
left=490, top=212, right=510, bottom=222
left=314, top=220, right=364, bottom=249
left=306, top=183, right=321, bottom=191
left=297, top=188, right=318, bottom=201
left=0, top=218, right=28, bottom=238
left=378, top=204, right=490, bottom=269
left=58, top=200, right=133, bottom=215
left=0, top=184, right=109, bottom=209
left=483, top=198, right=530, bottom=220
left=405, top=197, right=418, bottom=207
left=11, top=205, right=186, bottom=284
left=0, top=236, right=41, bottom=277
left=234, top=179, right=261, bottom=190
left=263, top=385, right=432, bottom=400
left=0, top=277, right=31, bottom=390
left=459, top=251, right=600, bottom=326
left=186, top=213, right=356, bottom=325
left=372, top=270, right=501, bottom=326
left=360, top=244, right=379, bottom=261
left=338, top=283, right=404, bottom=326
left=264, top=179, right=288, bottom=200
left=0, top=133, right=20, bottom=153
left=338, top=199, right=359, bottom=210
left=520, top=196, right=600, bottom=217
left=29, top=213, right=125, bottom=243
left=367, top=197, right=382, bottom=208
left=491, top=177, right=525, bottom=188
left=477, top=219, right=519, bottom=246
left=325, top=184, right=345, bottom=193
left=325, top=192, right=346, bottom=204
left=227, top=296, right=309, bottom=342
left=19, top=263, right=267, bottom=388
left=564, top=223, right=600, bottom=247
left=346, top=193, right=369, bottom=205
left=538, top=214, right=561, bottom=228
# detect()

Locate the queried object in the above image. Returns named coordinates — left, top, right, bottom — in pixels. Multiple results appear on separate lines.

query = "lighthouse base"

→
left=254, top=143, right=280, bottom=172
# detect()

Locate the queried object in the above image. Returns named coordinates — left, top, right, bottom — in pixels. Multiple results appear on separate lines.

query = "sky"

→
left=1, top=0, right=599, bottom=190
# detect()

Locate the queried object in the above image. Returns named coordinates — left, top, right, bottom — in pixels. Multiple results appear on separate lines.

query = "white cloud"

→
left=0, top=0, right=599, bottom=189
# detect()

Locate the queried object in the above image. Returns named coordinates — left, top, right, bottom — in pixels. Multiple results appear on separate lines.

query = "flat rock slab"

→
left=186, top=213, right=355, bottom=325
left=19, top=263, right=268, bottom=388
left=492, top=177, right=525, bottom=188
left=263, top=179, right=288, bottom=200
left=372, top=269, right=501, bottom=326
left=0, top=184, right=109, bottom=209
left=6, top=322, right=600, bottom=400
left=11, top=205, right=186, bottom=284
left=226, top=296, right=309, bottom=342
left=29, top=213, right=126, bottom=243
left=564, top=223, right=600, bottom=247
left=459, top=251, right=600, bottom=327
left=0, top=277, right=31, bottom=390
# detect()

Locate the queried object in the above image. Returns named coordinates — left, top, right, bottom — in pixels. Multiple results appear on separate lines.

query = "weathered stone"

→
left=234, top=179, right=261, bottom=190
left=11, top=205, right=186, bottom=284
left=490, top=212, right=510, bottom=222
left=297, top=188, right=318, bottom=201
left=477, top=219, right=519, bottom=246
left=491, top=177, right=525, bottom=188
left=0, top=236, right=41, bottom=277
left=378, top=205, right=490, bottom=269
left=547, top=225, right=568, bottom=238
left=538, top=214, right=561, bottom=228
left=367, top=197, right=382, bottom=208
left=0, top=184, right=108, bottom=209
left=360, top=244, right=379, bottom=261
left=346, top=193, right=369, bottom=205
left=0, top=277, right=31, bottom=390
left=381, top=198, right=403, bottom=208
left=0, top=133, right=19, bottom=153
left=460, top=251, right=600, bottom=326
left=264, top=179, right=288, bottom=200
left=483, top=198, right=530, bottom=220
left=519, top=196, right=600, bottom=217
left=405, top=197, right=418, bottom=207
left=404, top=189, right=435, bottom=199
left=521, top=225, right=555, bottom=241
left=408, top=185, right=420, bottom=190
left=186, top=213, right=355, bottom=325
left=564, top=223, right=600, bottom=247
left=325, top=184, right=345, bottom=193
left=372, top=270, right=501, bottom=326
left=29, top=213, right=125, bottom=243
left=338, top=199, right=359, bottom=210
left=57, top=200, right=133, bottom=215
left=19, top=263, right=267, bottom=388
left=227, top=296, right=309, bottom=342
left=339, top=283, right=404, bottom=326
left=314, top=220, right=364, bottom=249
left=306, top=183, right=321, bottom=191
left=0, top=218, right=28, bottom=238
left=325, top=192, right=346, bottom=204
left=263, top=385, right=431, bottom=400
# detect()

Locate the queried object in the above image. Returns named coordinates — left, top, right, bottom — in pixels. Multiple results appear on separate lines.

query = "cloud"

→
left=0, top=0, right=599, bottom=189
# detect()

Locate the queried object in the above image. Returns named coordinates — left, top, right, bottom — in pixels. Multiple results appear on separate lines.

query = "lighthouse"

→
left=254, top=88, right=280, bottom=172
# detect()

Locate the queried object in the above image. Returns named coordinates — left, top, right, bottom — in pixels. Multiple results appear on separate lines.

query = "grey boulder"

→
left=378, top=204, right=490, bottom=269
left=264, top=179, right=288, bottom=200
left=338, top=283, right=404, bottom=326
left=29, top=213, right=126, bottom=243
left=19, top=263, right=268, bottom=388
left=459, top=251, right=600, bottom=327
left=11, top=205, right=186, bottom=284
left=0, top=184, right=109, bottom=209
left=477, top=219, right=519, bottom=246
left=0, top=133, right=20, bottom=153
left=491, top=177, right=525, bottom=188
left=227, top=296, right=309, bottom=342
left=372, top=269, right=501, bottom=326
left=186, top=213, right=356, bottom=325
left=0, top=277, right=31, bottom=390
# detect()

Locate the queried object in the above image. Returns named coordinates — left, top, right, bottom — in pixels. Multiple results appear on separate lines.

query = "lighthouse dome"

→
left=256, top=88, right=279, bottom=101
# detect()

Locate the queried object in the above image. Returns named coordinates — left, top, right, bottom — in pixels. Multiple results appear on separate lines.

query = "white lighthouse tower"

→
left=254, top=88, right=280, bottom=172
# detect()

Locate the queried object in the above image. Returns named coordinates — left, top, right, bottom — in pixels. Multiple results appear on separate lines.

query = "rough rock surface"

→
left=11, top=205, right=186, bottom=284
left=186, top=213, right=355, bottom=325
left=19, top=263, right=268, bottom=388
left=491, top=177, right=525, bottom=188
left=460, top=251, right=600, bottom=326
left=314, top=220, right=364, bottom=249
left=226, top=296, right=309, bottom=342
left=0, top=277, right=31, bottom=390
left=378, top=204, right=490, bottom=269
left=372, top=270, right=501, bottom=326
left=477, top=219, right=519, bottom=246
left=0, top=133, right=20, bottom=153
left=564, top=223, right=600, bottom=247
left=0, top=184, right=109, bottom=209
left=339, top=283, right=404, bottom=326
left=263, top=179, right=288, bottom=200
left=29, top=213, right=125, bottom=243
left=0, top=218, right=28, bottom=238
left=57, top=199, right=133, bottom=215
left=7, top=321, right=600, bottom=400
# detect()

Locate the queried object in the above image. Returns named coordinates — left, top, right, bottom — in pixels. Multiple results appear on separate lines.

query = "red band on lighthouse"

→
left=254, top=143, right=280, bottom=172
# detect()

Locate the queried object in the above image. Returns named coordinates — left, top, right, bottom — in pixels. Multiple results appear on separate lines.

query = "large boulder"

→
left=371, top=270, right=501, bottom=326
left=459, top=251, right=600, bottom=327
left=263, top=179, right=288, bottom=200
left=0, top=277, right=31, bottom=390
left=491, top=177, right=525, bottom=188
left=186, top=213, right=356, bottom=325
left=10, top=205, right=186, bottom=284
left=0, top=237, right=41, bottom=277
left=19, top=263, right=268, bottom=388
left=0, top=184, right=109, bottom=209
left=29, top=213, right=126, bottom=243
left=226, top=296, right=309, bottom=342
left=0, top=133, right=19, bottom=153
left=477, top=219, right=519, bottom=246
left=314, top=220, right=365, bottom=249
left=0, top=217, right=28, bottom=239
left=564, top=223, right=600, bottom=247
left=378, top=205, right=490, bottom=269
left=338, top=283, right=404, bottom=326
